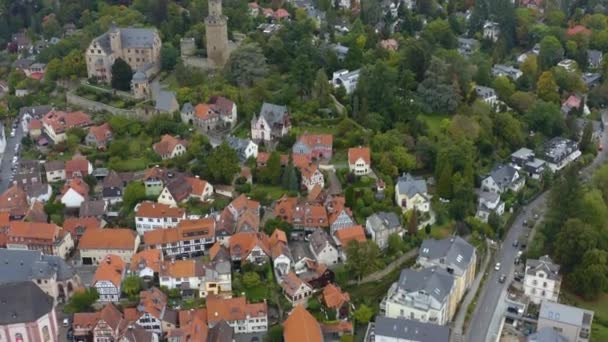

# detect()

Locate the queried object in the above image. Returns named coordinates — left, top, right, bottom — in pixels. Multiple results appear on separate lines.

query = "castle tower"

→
left=131, top=71, right=150, bottom=100
left=205, top=0, right=230, bottom=67
left=109, top=23, right=122, bottom=57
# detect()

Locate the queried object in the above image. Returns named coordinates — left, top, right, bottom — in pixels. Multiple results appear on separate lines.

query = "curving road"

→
left=466, top=132, right=608, bottom=342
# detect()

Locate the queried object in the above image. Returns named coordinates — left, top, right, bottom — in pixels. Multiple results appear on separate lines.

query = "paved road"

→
left=466, top=133, right=608, bottom=342
left=0, top=120, right=25, bottom=193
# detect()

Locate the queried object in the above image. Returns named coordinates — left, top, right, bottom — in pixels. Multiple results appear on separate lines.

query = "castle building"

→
left=86, top=24, right=161, bottom=83
left=205, top=0, right=230, bottom=67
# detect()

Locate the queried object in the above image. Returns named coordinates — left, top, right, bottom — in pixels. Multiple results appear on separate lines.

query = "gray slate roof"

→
left=258, top=102, right=289, bottom=127
left=19, top=105, right=52, bottom=117
left=0, top=249, right=75, bottom=283
left=155, top=90, right=178, bottom=113
left=0, top=282, right=54, bottom=324
left=132, top=70, right=147, bottom=81
left=588, top=49, right=603, bottom=66
left=419, top=236, right=475, bottom=274
left=487, top=164, right=518, bottom=190
left=527, top=327, right=568, bottom=342
left=375, top=316, right=450, bottom=342
left=226, top=136, right=254, bottom=162
left=94, top=26, right=159, bottom=54
left=309, top=229, right=333, bottom=256
left=539, top=301, right=594, bottom=327
left=397, top=267, right=454, bottom=304
left=526, top=255, right=561, bottom=281
left=366, top=211, right=401, bottom=232
left=475, top=85, right=496, bottom=99
left=396, top=173, right=428, bottom=198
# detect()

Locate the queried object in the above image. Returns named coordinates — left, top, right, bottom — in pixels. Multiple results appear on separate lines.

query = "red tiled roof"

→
left=92, top=254, right=126, bottom=288
left=348, top=147, right=371, bottom=165
left=229, top=232, right=270, bottom=260
left=42, top=110, right=92, bottom=133
left=298, top=133, right=333, bottom=148
left=61, top=177, right=89, bottom=199
left=7, top=221, right=62, bottom=242
left=322, top=284, right=350, bottom=309
left=206, top=295, right=267, bottom=325
left=88, top=123, right=112, bottom=143
left=135, top=202, right=185, bottom=219
left=65, top=157, right=90, bottom=177
left=153, top=134, right=186, bottom=157
left=130, top=249, right=163, bottom=273
left=63, top=217, right=99, bottom=240
left=567, top=25, right=591, bottom=36
left=283, top=306, right=322, bottom=342
left=79, top=228, right=137, bottom=250
left=334, top=225, right=366, bottom=246
left=144, top=218, right=215, bottom=246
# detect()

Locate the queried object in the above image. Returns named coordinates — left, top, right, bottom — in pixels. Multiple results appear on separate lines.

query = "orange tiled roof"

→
left=194, top=103, right=212, bottom=120
left=63, top=217, right=99, bottom=239
left=8, top=221, right=61, bottom=242
left=283, top=305, right=322, bottom=342
left=292, top=154, right=310, bottom=169
left=88, top=123, right=112, bottom=143
left=322, top=284, right=350, bottom=309
left=293, top=203, right=328, bottom=228
left=29, top=119, right=42, bottom=130
left=229, top=232, right=271, bottom=260
left=298, top=133, right=333, bottom=148
left=160, top=259, right=202, bottom=278
left=348, top=147, right=371, bottom=165
left=567, top=25, right=591, bottom=36
left=65, top=157, right=90, bottom=176
left=130, top=249, right=163, bottom=273
left=299, top=163, right=320, bottom=181
left=73, top=312, right=99, bottom=330
left=274, top=196, right=298, bottom=223
left=186, top=177, right=209, bottom=196
left=42, top=110, right=92, bottom=133
left=138, top=288, right=168, bottom=320
left=79, top=228, right=137, bottom=250
left=136, top=202, right=185, bottom=218
left=281, top=272, right=309, bottom=297
left=270, top=229, right=288, bottom=246
left=144, top=218, right=215, bottom=245
left=206, top=295, right=267, bottom=324
left=153, top=134, right=186, bottom=157
left=92, top=254, right=126, bottom=288
left=334, top=225, right=366, bottom=246
left=143, top=166, right=169, bottom=181
left=61, top=177, right=89, bottom=199
left=0, top=184, right=29, bottom=217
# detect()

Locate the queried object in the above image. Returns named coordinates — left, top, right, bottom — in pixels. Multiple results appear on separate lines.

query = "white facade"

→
left=46, top=169, right=66, bottom=182
left=384, top=283, right=450, bottom=325
left=349, top=157, right=370, bottom=175
left=524, top=259, right=562, bottom=305
left=0, top=308, right=59, bottom=342
left=483, top=21, right=500, bottom=42
left=302, top=168, right=325, bottom=192
left=395, top=192, right=430, bottom=213
left=60, top=188, right=86, bottom=208
left=147, top=235, right=215, bottom=258
left=331, top=69, right=360, bottom=94
left=310, top=243, right=339, bottom=265
left=94, top=279, right=121, bottom=302
left=133, top=313, right=163, bottom=336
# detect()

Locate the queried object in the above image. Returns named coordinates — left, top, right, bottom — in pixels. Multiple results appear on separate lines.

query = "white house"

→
left=226, top=136, right=258, bottom=163
left=348, top=147, right=371, bottom=176
left=524, top=255, right=562, bottom=304
left=251, top=102, right=291, bottom=142
left=481, top=164, right=525, bottom=194
left=476, top=191, right=505, bottom=223
left=492, top=64, right=523, bottom=81
left=144, top=218, right=216, bottom=259
left=59, top=178, right=89, bottom=209
left=331, top=69, right=360, bottom=94
left=281, top=272, right=314, bottom=306
left=309, top=229, right=339, bottom=265
left=475, top=85, right=498, bottom=107
left=157, top=176, right=214, bottom=207
left=382, top=267, right=456, bottom=325
left=483, top=21, right=500, bottom=42
left=134, top=202, right=186, bottom=235
left=153, top=134, right=187, bottom=160
left=395, top=173, right=430, bottom=213
left=557, top=59, right=577, bottom=72
left=299, top=164, right=325, bottom=192
left=92, top=255, right=126, bottom=302
left=270, top=229, right=292, bottom=279
left=366, top=212, right=403, bottom=250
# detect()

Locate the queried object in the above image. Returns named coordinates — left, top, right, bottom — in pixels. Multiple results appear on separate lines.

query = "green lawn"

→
left=561, top=291, right=608, bottom=342
left=427, top=221, right=454, bottom=239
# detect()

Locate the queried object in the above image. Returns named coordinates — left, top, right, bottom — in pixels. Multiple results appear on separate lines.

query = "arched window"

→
left=15, top=333, right=24, bottom=342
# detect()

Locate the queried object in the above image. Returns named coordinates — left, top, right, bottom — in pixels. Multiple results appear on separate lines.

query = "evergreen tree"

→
left=111, top=58, right=133, bottom=91
left=408, top=210, right=418, bottom=235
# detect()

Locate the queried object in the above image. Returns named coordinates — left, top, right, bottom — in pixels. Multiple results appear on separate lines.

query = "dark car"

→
left=513, top=240, right=519, bottom=247
left=499, top=274, right=506, bottom=283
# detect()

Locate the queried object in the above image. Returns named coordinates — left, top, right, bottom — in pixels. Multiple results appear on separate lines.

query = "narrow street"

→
left=0, top=120, right=25, bottom=193
left=466, top=132, right=608, bottom=342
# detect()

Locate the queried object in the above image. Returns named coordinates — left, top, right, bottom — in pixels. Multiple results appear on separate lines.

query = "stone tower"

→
left=205, top=0, right=230, bottom=67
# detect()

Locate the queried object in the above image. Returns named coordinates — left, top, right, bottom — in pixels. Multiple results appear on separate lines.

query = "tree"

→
left=242, top=272, right=262, bottom=289
left=65, top=288, right=99, bottom=313
left=224, top=43, right=269, bottom=87
left=265, top=325, right=284, bottom=342
left=122, top=181, right=147, bottom=212
left=281, top=160, right=300, bottom=191
left=569, top=249, right=608, bottom=300
left=122, top=275, right=142, bottom=298
left=354, top=304, right=374, bottom=324
left=161, top=43, right=179, bottom=71
left=203, top=142, right=241, bottom=184
left=536, top=72, right=560, bottom=103
left=524, top=100, right=564, bottom=137
left=493, top=76, right=516, bottom=100
left=539, top=36, right=564, bottom=70
left=111, top=58, right=133, bottom=91
left=259, top=152, right=282, bottom=185
left=345, top=241, right=384, bottom=282
left=580, top=122, right=594, bottom=153
left=487, top=211, right=501, bottom=233
left=554, top=218, right=598, bottom=272
left=509, top=91, right=536, bottom=113
left=312, top=68, right=331, bottom=107
left=387, top=233, right=406, bottom=256
left=417, top=57, right=462, bottom=113
left=436, top=163, right=453, bottom=199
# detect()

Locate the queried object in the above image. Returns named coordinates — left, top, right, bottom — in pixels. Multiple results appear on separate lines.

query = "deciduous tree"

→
left=111, top=58, right=133, bottom=91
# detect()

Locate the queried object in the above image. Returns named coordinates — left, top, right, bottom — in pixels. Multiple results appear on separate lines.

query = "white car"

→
left=10, top=130, right=15, bottom=138
left=495, top=262, right=501, bottom=271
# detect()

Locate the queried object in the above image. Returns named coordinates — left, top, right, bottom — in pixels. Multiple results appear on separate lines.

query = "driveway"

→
left=466, top=132, right=608, bottom=342
left=327, top=170, right=342, bottom=195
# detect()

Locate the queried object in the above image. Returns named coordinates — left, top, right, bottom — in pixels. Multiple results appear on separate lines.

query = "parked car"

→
left=495, top=262, right=501, bottom=271
left=499, top=274, right=506, bottom=283
left=512, top=240, right=519, bottom=247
